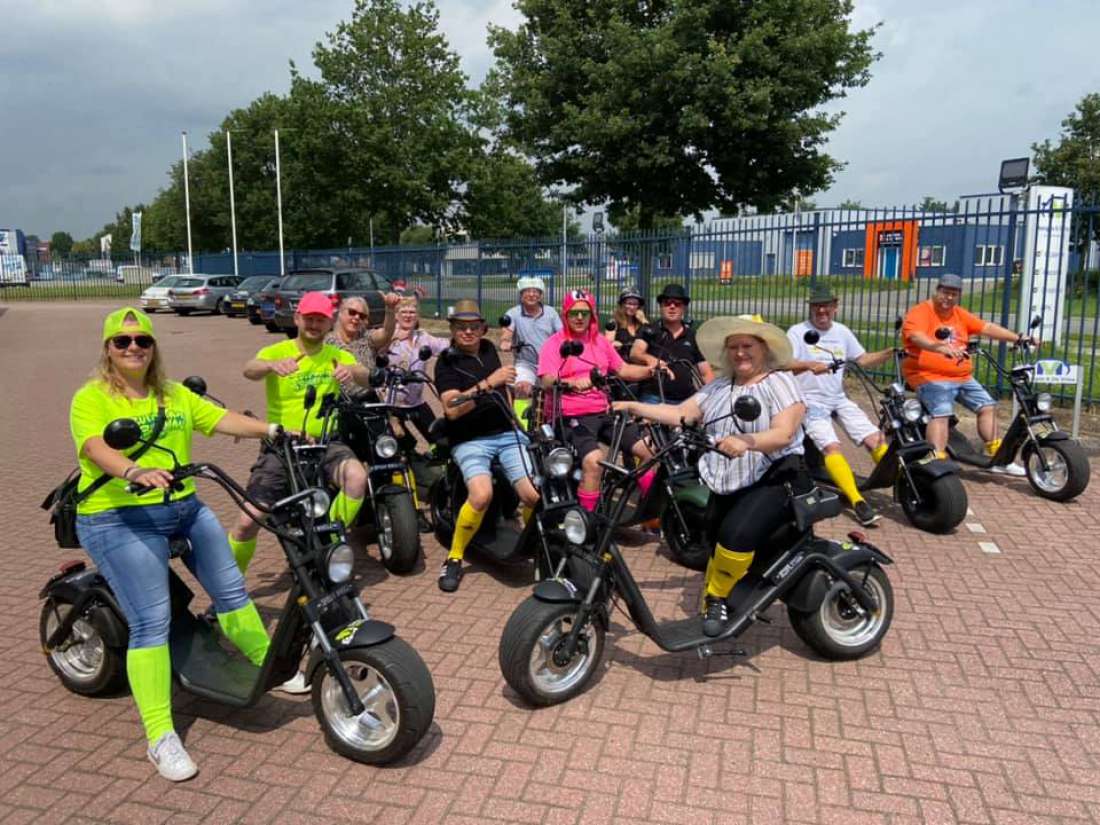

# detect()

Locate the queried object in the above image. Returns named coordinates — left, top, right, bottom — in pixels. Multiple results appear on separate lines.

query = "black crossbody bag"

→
left=41, top=406, right=166, bottom=549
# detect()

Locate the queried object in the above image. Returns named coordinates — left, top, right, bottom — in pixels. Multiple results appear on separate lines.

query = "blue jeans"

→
left=917, top=378, right=996, bottom=418
left=76, top=496, right=250, bottom=648
left=452, top=431, right=534, bottom=484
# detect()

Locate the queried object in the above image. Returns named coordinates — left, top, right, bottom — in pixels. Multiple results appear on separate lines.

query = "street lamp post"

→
left=181, top=131, right=194, bottom=274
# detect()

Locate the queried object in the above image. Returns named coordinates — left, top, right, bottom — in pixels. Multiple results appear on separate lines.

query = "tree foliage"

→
left=50, top=231, right=73, bottom=257
left=1033, top=93, right=1100, bottom=206
left=488, top=0, right=877, bottom=230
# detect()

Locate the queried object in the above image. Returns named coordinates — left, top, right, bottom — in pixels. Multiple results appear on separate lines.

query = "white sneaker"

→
left=272, top=671, right=310, bottom=695
left=991, top=462, right=1026, bottom=477
left=147, top=731, right=198, bottom=782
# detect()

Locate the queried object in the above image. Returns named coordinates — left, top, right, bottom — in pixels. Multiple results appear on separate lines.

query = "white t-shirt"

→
left=692, top=372, right=805, bottom=495
left=786, top=320, right=865, bottom=411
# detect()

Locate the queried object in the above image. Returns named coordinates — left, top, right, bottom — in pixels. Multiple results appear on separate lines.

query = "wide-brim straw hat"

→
left=696, top=316, right=793, bottom=372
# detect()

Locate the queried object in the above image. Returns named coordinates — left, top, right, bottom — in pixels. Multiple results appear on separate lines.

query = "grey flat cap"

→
left=937, top=273, right=963, bottom=290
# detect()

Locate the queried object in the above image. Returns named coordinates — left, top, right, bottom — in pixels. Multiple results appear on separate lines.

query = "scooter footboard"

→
left=783, top=540, right=892, bottom=614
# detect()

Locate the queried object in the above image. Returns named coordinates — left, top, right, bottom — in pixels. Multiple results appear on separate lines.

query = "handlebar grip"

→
left=127, top=481, right=156, bottom=495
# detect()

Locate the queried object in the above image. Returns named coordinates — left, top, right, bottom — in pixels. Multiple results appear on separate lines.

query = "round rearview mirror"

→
left=418, top=345, right=433, bottom=362
left=893, top=316, right=903, bottom=331
left=733, top=395, right=762, bottom=422
left=104, top=418, right=143, bottom=450
left=935, top=327, right=951, bottom=340
left=1030, top=315, right=1042, bottom=330
left=498, top=315, right=511, bottom=328
left=803, top=330, right=820, bottom=345
left=303, top=385, right=317, bottom=410
left=604, top=320, right=617, bottom=332
left=182, top=375, right=207, bottom=396
left=559, top=340, right=583, bottom=358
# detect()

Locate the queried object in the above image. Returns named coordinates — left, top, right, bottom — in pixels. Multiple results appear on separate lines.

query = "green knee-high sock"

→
left=227, top=535, right=257, bottom=574
left=329, top=492, right=364, bottom=528
left=127, top=645, right=174, bottom=744
left=217, top=602, right=270, bottom=666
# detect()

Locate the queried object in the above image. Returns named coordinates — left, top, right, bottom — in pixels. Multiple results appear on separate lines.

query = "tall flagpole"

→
left=274, top=128, right=285, bottom=276
left=226, top=130, right=239, bottom=277
left=181, top=131, right=194, bottom=274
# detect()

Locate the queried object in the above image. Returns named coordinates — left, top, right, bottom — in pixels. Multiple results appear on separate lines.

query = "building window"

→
left=975, top=244, right=1004, bottom=267
left=657, top=253, right=672, bottom=269
left=842, top=248, right=864, bottom=268
left=918, top=245, right=946, bottom=267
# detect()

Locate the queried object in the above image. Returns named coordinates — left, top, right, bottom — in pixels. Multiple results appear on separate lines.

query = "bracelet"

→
left=122, top=465, right=138, bottom=480
left=267, top=422, right=281, bottom=439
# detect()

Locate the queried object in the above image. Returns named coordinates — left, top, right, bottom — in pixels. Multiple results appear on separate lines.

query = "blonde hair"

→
left=96, top=317, right=168, bottom=401
left=612, top=303, right=648, bottom=331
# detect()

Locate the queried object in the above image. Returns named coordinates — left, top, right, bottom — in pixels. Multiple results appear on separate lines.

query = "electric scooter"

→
left=935, top=318, right=1090, bottom=501
left=498, top=394, right=895, bottom=707
left=799, top=327, right=968, bottom=533
left=39, top=391, right=436, bottom=765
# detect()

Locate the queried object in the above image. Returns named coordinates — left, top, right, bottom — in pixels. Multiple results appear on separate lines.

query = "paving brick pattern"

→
left=2, top=302, right=1099, bottom=824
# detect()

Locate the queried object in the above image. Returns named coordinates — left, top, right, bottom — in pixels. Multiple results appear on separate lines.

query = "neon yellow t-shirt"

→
left=69, top=379, right=228, bottom=515
left=255, top=339, right=356, bottom=437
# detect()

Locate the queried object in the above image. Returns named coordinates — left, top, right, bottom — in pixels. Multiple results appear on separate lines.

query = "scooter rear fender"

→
left=672, top=482, right=710, bottom=510
left=41, top=569, right=129, bottom=649
left=784, top=541, right=892, bottom=614
left=304, top=619, right=396, bottom=682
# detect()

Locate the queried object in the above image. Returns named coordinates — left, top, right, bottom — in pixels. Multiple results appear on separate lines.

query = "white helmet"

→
left=516, top=276, right=545, bottom=294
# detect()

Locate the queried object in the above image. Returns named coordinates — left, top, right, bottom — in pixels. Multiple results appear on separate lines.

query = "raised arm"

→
left=613, top=396, right=702, bottom=427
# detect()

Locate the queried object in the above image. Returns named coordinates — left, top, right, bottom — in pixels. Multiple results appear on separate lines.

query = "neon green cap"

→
left=102, top=306, right=155, bottom=341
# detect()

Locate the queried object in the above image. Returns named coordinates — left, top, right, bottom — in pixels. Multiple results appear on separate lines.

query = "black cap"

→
left=656, top=283, right=690, bottom=304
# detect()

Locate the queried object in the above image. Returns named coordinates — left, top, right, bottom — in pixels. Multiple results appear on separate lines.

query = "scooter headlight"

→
left=546, top=447, right=573, bottom=478
left=304, top=488, right=331, bottom=519
left=375, top=435, right=399, bottom=459
left=1035, top=392, right=1053, bottom=413
left=325, top=543, right=354, bottom=583
left=561, top=508, right=591, bottom=545
left=902, top=398, right=923, bottom=423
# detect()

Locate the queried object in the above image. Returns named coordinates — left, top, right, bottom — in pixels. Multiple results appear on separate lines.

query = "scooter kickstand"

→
left=696, top=644, right=747, bottom=660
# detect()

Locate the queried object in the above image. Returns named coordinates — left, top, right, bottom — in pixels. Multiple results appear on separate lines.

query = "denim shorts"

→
left=917, top=378, right=996, bottom=417
left=452, top=430, right=534, bottom=485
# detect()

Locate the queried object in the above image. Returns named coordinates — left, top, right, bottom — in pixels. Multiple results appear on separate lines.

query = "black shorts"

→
left=245, top=442, right=358, bottom=506
left=706, top=456, right=811, bottom=551
left=563, top=414, right=644, bottom=463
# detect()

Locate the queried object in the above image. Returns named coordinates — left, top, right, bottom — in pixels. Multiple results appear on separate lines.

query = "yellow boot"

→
left=701, top=545, right=754, bottom=637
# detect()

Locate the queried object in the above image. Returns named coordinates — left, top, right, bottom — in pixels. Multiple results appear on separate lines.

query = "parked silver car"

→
left=167, top=274, right=242, bottom=315
left=140, top=275, right=185, bottom=312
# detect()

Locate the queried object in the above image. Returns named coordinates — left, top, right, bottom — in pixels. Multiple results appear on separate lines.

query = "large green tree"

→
left=1033, top=93, right=1100, bottom=206
left=50, top=231, right=73, bottom=257
left=488, top=0, right=877, bottom=231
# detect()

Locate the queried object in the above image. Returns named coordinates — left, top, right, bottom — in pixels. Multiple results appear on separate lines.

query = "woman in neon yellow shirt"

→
left=71, top=307, right=275, bottom=782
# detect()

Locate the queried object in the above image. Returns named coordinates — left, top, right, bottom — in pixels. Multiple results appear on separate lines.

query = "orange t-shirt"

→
left=902, top=300, right=986, bottom=387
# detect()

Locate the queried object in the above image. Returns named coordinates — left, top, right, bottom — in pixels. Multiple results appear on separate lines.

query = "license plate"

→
left=230, top=301, right=245, bottom=310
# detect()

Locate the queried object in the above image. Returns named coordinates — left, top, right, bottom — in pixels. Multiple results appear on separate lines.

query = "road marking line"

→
left=966, top=522, right=987, bottom=534
left=966, top=507, right=975, bottom=517
left=979, top=541, right=1001, bottom=554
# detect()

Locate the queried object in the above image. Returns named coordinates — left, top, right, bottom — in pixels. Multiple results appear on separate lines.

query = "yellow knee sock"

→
left=704, top=545, right=755, bottom=601
left=227, top=536, right=257, bottom=575
left=521, top=504, right=535, bottom=526
left=984, top=438, right=1002, bottom=457
left=824, top=452, right=864, bottom=506
left=870, top=442, right=888, bottom=463
left=449, top=501, right=486, bottom=561
left=217, top=602, right=271, bottom=667
left=329, top=492, right=364, bottom=528
left=126, top=645, right=174, bottom=744
left=513, top=398, right=532, bottom=425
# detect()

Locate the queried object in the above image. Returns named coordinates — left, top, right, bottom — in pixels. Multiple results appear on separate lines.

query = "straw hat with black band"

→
left=696, top=315, right=793, bottom=376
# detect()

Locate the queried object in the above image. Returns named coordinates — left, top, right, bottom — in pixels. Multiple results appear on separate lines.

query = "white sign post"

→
left=1022, top=359, right=1084, bottom=439
left=1020, top=185, right=1074, bottom=345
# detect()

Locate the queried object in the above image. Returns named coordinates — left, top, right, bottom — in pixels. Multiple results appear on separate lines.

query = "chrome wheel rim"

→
left=819, top=573, right=888, bottom=648
left=1027, top=447, right=1068, bottom=493
left=320, top=662, right=400, bottom=751
left=527, top=614, right=598, bottom=696
left=45, top=604, right=106, bottom=683
left=378, top=506, right=393, bottom=560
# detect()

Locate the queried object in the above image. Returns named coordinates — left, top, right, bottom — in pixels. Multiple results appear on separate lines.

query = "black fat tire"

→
left=896, top=472, right=967, bottom=534
left=248, top=315, right=262, bottom=325
left=499, top=597, right=604, bottom=707
left=662, top=501, right=709, bottom=571
left=311, top=638, right=435, bottom=765
left=429, top=478, right=454, bottom=547
left=377, top=494, right=421, bottom=574
left=264, top=321, right=279, bottom=333
left=1023, top=440, right=1091, bottom=502
left=38, top=597, right=127, bottom=696
left=788, top=565, right=893, bottom=661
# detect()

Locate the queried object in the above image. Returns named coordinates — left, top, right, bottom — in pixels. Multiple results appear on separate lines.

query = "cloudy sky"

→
left=1, top=0, right=1098, bottom=240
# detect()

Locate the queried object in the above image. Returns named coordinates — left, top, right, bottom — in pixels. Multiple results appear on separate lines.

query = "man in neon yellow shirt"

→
left=228, top=292, right=371, bottom=573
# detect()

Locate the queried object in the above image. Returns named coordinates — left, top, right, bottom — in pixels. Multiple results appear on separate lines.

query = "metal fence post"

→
left=995, top=194, right=1020, bottom=397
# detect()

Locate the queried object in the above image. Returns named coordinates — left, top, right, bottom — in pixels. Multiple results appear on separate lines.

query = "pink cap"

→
left=297, top=291, right=334, bottom=318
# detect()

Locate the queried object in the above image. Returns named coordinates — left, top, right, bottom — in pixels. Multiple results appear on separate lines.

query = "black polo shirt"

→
left=636, top=322, right=706, bottom=402
left=433, top=338, right=512, bottom=444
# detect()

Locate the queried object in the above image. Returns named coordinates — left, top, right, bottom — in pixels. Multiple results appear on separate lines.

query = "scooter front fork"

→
left=302, top=602, right=366, bottom=716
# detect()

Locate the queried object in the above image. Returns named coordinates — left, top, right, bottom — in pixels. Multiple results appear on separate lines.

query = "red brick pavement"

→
left=2, top=301, right=1099, bottom=824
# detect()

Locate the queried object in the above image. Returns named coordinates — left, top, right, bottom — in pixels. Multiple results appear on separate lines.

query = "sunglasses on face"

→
left=110, top=335, right=155, bottom=350
left=345, top=308, right=368, bottom=319
left=568, top=309, right=592, bottom=319
left=662, top=300, right=685, bottom=309
left=452, top=322, right=482, bottom=333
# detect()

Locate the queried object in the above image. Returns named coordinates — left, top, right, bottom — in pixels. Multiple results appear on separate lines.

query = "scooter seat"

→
left=427, top=418, right=450, bottom=452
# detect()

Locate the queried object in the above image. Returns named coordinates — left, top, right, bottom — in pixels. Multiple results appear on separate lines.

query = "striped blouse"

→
left=692, top=371, right=805, bottom=495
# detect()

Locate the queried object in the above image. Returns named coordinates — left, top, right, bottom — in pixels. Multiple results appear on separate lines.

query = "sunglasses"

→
left=345, top=308, right=368, bottom=319
left=661, top=299, right=685, bottom=308
left=567, top=309, right=592, bottom=319
left=451, top=322, right=482, bottom=333
left=109, top=335, right=155, bottom=350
